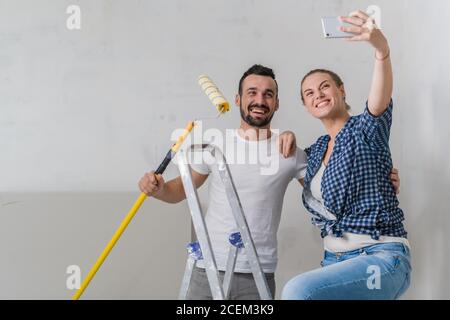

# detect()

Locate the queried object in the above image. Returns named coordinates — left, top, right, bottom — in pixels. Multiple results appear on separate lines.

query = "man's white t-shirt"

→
left=190, top=130, right=307, bottom=273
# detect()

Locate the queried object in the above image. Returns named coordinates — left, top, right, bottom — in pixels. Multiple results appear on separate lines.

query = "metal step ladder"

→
left=177, top=144, right=272, bottom=300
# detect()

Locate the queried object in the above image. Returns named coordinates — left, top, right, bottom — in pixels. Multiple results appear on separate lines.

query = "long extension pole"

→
left=73, top=74, right=229, bottom=300
left=72, top=121, right=195, bottom=300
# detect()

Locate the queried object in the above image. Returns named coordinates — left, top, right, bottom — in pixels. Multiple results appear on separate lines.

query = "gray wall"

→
left=0, top=0, right=448, bottom=299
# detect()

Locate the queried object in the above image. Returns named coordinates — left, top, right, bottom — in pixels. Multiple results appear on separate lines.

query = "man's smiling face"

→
left=236, top=74, right=279, bottom=128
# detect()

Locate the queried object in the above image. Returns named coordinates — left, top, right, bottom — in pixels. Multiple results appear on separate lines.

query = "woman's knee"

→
left=281, top=274, right=317, bottom=300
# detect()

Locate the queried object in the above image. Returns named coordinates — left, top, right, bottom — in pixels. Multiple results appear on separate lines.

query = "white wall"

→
left=0, top=0, right=448, bottom=299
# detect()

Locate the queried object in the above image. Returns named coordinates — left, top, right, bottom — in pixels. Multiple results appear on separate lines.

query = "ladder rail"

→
left=178, top=148, right=225, bottom=300
left=210, top=146, right=272, bottom=300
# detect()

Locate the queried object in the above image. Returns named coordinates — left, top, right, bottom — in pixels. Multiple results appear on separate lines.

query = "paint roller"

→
left=72, top=75, right=229, bottom=300
left=198, top=75, right=230, bottom=114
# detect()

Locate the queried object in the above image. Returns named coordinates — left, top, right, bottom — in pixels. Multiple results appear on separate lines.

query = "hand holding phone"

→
left=321, top=16, right=353, bottom=38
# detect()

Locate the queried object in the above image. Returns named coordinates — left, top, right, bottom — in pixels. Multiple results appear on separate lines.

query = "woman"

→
left=281, top=10, right=411, bottom=300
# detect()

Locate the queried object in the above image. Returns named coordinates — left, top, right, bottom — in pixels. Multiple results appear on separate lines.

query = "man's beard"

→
left=240, top=103, right=274, bottom=128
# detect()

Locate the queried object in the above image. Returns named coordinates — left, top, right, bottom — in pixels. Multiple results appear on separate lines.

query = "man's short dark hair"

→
left=238, top=64, right=278, bottom=96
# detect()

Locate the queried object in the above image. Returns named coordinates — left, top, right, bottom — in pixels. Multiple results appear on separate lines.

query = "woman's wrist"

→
left=375, top=47, right=390, bottom=61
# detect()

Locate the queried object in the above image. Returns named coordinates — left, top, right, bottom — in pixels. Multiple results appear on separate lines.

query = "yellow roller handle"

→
left=72, top=192, right=147, bottom=300
left=172, top=121, right=195, bottom=153
left=72, top=122, right=196, bottom=300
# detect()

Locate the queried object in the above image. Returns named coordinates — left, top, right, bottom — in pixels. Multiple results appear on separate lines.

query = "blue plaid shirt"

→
left=302, top=100, right=407, bottom=240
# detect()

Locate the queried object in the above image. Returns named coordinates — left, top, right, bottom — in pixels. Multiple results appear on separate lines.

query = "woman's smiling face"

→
left=301, top=72, right=347, bottom=120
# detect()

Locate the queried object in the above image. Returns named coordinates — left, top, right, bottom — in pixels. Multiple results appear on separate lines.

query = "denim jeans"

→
left=281, top=242, right=411, bottom=300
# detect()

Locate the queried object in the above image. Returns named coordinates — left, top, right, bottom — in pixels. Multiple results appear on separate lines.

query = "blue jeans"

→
left=282, top=242, right=411, bottom=300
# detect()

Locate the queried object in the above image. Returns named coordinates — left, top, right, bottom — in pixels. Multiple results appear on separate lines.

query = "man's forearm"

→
left=152, top=177, right=186, bottom=204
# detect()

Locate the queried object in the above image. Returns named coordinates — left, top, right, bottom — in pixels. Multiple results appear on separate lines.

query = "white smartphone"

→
left=321, top=16, right=353, bottom=38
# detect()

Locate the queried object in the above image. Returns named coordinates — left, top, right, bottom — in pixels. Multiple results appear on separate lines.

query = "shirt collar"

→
left=319, top=115, right=356, bottom=150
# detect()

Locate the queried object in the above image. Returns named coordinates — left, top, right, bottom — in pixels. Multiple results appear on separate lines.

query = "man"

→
left=139, top=64, right=307, bottom=299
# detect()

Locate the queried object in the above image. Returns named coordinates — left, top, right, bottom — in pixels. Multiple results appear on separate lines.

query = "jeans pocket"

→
left=374, top=251, right=401, bottom=274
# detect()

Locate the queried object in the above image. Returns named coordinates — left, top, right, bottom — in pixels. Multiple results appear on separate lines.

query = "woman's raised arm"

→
left=340, top=10, right=393, bottom=116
